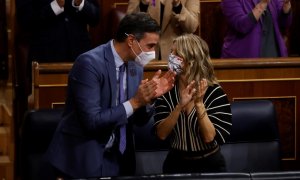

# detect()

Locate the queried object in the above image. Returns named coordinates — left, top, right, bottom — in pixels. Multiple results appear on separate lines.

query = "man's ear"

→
left=127, top=35, right=135, bottom=47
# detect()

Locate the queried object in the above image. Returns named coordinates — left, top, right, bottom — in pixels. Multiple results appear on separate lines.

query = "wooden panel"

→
left=38, top=87, right=68, bottom=109
left=222, top=82, right=298, bottom=159
left=89, top=0, right=128, bottom=46
left=286, top=0, right=300, bottom=57
left=200, top=0, right=226, bottom=58
left=31, top=62, right=71, bottom=109
left=0, top=104, right=13, bottom=180
left=213, top=58, right=300, bottom=170
left=0, top=127, right=8, bottom=155
left=0, top=162, right=13, bottom=180
left=30, top=58, right=300, bottom=171
left=112, top=2, right=129, bottom=11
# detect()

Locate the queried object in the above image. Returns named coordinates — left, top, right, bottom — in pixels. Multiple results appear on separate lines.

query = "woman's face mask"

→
left=168, top=54, right=183, bottom=75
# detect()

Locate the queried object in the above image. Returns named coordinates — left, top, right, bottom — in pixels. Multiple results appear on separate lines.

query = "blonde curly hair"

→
left=173, top=33, right=218, bottom=86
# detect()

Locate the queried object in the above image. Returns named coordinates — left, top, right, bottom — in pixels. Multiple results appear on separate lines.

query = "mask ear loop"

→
left=125, top=33, right=142, bottom=62
left=125, top=33, right=143, bottom=52
left=135, top=40, right=144, bottom=53
left=125, top=33, right=134, bottom=50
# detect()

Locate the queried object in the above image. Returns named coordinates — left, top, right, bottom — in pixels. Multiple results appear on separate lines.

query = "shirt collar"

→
left=110, top=40, right=124, bottom=68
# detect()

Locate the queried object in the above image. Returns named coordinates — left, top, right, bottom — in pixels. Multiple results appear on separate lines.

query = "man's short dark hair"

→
left=115, top=12, right=160, bottom=42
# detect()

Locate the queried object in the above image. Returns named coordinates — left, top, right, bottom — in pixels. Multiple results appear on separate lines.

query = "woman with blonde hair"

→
left=154, top=33, right=232, bottom=173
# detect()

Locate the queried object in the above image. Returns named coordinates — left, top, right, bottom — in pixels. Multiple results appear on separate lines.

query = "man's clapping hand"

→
left=130, top=79, right=158, bottom=111
left=151, top=70, right=176, bottom=98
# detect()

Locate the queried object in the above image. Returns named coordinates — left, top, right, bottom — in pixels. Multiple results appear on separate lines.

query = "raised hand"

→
left=151, top=70, right=176, bottom=98
left=180, top=81, right=196, bottom=107
left=193, top=79, right=208, bottom=104
left=283, top=0, right=291, bottom=14
left=258, top=0, right=270, bottom=10
left=253, top=0, right=269, bottom=20
left=130, top=79, right=158, bottom=111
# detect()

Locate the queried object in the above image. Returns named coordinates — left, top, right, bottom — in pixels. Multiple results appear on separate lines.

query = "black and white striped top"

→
left=154, top=83, right=232, bottom=152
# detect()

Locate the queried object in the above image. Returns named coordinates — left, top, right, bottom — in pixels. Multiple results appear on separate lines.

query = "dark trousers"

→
left=37, top=159, right=73, bottom=180
left=118, top=147, right=136, bottom=176
left=163, top=148, right=226, bottom=174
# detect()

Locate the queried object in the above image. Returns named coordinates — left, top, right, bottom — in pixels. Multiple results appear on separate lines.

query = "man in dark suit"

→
left=44, top=12, right=175, bottom=179
left=16, top=0, right=100, bottom=63
left=14, top=0, right=100, bottom=130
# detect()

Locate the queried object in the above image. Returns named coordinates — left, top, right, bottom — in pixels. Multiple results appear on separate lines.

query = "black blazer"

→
left=16, top=0, right=100, bottom=62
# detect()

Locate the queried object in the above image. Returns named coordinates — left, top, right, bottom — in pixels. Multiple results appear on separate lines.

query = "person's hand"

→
left=56, top=0, right=65, bottom=8
left=151, top=70, right=176, bottom=98
left=258, top=0, right=270, bottom=10
left=130, top=79, right=158, bottom=111
left=172, top=0, right=181, bottom=7
left=283, top=0, right=291, bottom=14
left=253, top=0, right=268, bottom=20
left=179, top=81, right=196, bottom=107
left=258, top=0, right=269, bottom=9
left=74, top=0, right=83, bottom=6
left=193, top=79, right=208, bottom=105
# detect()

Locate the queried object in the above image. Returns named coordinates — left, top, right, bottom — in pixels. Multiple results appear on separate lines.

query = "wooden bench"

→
left=29, top=61, right=168, bottom=109
left=29, top=61, right=72, bottom=109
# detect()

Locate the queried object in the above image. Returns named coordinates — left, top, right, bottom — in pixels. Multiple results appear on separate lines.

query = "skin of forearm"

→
left=195, top=102, right=216, bottom=143
left=156, top=104, right=182, bottom=140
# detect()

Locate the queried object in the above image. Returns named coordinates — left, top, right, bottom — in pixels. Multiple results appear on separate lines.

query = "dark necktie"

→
left=119, top=64, right=126, bottom=154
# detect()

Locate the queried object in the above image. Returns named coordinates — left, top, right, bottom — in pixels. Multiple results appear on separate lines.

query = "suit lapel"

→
left=104, top=42, right=118, bottom=106
left=103, top=42, right=141, bottom=104
left=127, top=62, right=140, bottom=99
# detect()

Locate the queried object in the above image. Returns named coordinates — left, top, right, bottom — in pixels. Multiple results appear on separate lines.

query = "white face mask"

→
left=168, top=54, right=183, bottom=74
left=131, top=40, right=155, bottom=67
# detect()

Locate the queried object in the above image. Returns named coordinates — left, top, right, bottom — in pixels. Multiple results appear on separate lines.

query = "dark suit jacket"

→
left=16, top=0, right=100, bottom=62
left=45, top=41, right=153, bottom=178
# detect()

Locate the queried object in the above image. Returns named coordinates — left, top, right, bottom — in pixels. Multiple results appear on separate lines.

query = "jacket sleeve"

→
left=78, top=0, right=100, bottom=26
left=204, top=85, right=232, bottom=144
left=127, top=0, right=142, bottom=14
left=221, top=0, right=258, bottom=34
left=277, top=0, right=292, bottom=29
left=68, top=54, right=128, bottom=135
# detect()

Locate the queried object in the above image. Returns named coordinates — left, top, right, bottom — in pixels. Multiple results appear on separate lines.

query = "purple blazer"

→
left=221, top=0, right=292, bottom=58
